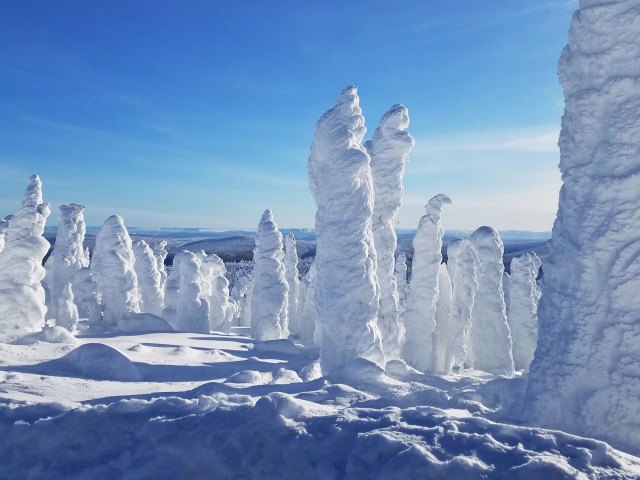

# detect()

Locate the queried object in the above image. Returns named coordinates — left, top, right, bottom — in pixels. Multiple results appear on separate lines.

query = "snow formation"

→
left=56, top=283, right=79, bottom=332
left=251, top=210, right=289, bottom=341
left=468, top=226, right=514, bottom=377
left=394, top=252, right=408, bottom=313
left=296, top=262, right=317, bottom=342
left=402, top=194, right=452, bottom=372
left=366, top=104, right=415, bottom=360
left=90, top=215, right=141, bottom=326
left=308, top=86, right=384, bottom=373
left=432, top=262, right=452, bottom=374
left=283, top=233, right=300, bottom=336
left=174, top=251, right=210, bottom=333
left=152, top=240, right=169, bottom=293
left=525, top=0, right=640, bottom=454
left=200, top=252, right=236, bottom=332
left=132, top=240, right=164, bottom=316
left=0, top=175, right=50, bottom=341
left=507, top=253, right=541, bottom=371
left=444, top=239, right=479, bottom=373
left=72, top=267, right=101, bottom=323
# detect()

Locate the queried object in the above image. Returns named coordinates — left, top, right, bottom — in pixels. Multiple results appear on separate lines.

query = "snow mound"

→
left=271, top=368, right=303, bottom=384
left=115, top=312, right=174, bottom=333
left=251, top=339, right=303, bottom=356
left=59, top=343, right=142, bottom=381
left=13, top=326, right=79, bottom=345
left=225, top=370, right=272, bottom=385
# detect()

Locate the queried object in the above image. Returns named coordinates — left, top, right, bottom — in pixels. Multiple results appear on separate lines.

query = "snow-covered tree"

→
left=132, top=239, right=164, bottom=315
left=366, top=104, right=415, bottom=360
left=90, top=215, right=141, bottom=326
left=468, top=226, right=514, bottom=376
left=308, top=86, right=384, bottom=373
left=432, top=263, right=453, bottom=374
left=175, top=251, right=210, bottom=333
left=297, top=262, right=317, bottom=342
left=44, top=204, right=89, bottom=324
left=72, top=266, right=101, bottom=323
left=152, top=240, right=169, bottom=293
left=236, top=275, right=253, bottom=328
left=250, top=210, right=289, bottom=341
left=402, top=194, right=452, bottom=372
left=394, top=252, right=409, bottom=313
left=506, top=253, right=541, bottom=371
left=283, top=233, right=300, bottom=336
left=525, top=0, right=640, bottom=454
left=200, top=252, right=236, bottom=332
left=161, top=253, right=182, bottom=328
left=0, top=215, right=13, bottom=256
left=56, top=283, right=79, bottom=332
left=0, top=175, right=50, bottom=340
left=444, top=239, right=479, bottom=373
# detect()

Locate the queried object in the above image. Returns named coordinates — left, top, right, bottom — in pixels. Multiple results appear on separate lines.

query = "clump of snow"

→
left=251, top=338, right=303, bottom=357
left=525, top=0, right=640, bottom=454
left=444, top=239, right=479, bottom=373
left=283, top=233, right=300, bottom=336
left=58, top=343, right=142, bottom=381
left=225, top=370, right=272, bottom=385
left=251, top=210, right=289, bottom=341
left=366, top=104, right=415, bottom=360
left=507, top=253, right=541, bottom=371
left=271, top=367, right=303, bottom=384
left=308, top=86, right=384, bottom=373
left=132, top=239, right=165, bottom=316
left=0, top=175, right=50, bottom=341
left=13, top=325, right=79, bottom=345
left=402, top=194, right=452, bottom=372
left=90, top=215, right=141, bottom=326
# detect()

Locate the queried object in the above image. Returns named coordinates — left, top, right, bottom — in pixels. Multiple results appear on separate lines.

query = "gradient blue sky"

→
left=0, top=0, right=577, bottom=230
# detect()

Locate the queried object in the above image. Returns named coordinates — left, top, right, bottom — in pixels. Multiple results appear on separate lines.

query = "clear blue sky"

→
left=0, top=0, right=577, bottom=230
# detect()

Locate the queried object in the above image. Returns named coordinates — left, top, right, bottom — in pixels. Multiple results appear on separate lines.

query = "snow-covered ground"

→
left=1, top=329, right=639, bottom=479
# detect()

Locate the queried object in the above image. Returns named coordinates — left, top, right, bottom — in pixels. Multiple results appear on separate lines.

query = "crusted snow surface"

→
left=507, top=253, right=541, bottom=371
left=525, top=0, right=640, bottom=455
left=468, top=227, right=514, bottom=377
left=0, top=175, right=50, bottom=341
left=308, top=86, right=384, bottom=373
left=366, top=104, right=415, bottom=360
left=0, top=329, right=639, bottom=479
left=402, top=194, right=452, bottom=372
left=90, top=215, right=141, bottom=326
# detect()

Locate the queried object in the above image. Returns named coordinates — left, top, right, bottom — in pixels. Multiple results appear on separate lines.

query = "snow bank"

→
left=251, top=210, right=289, bottom=341
left=507, top=253, right=541, bottom=371
left=402, top=194, right=452, bottom=372
left=132, top=239, right=164, bottom=316
left=525, top=0, right=640, bottom=454
left=468, top=227, right=514, bottom=376
left=308, top=86, right=384, bottom=373
left=90, top=215, right=141, bottom=326
left=0, top=175, right=50, bottom=341
left=366, top=104, right=415, bottom=360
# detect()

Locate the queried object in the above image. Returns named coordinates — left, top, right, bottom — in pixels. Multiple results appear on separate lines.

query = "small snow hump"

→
left=60, top=343, right=142, bottom=382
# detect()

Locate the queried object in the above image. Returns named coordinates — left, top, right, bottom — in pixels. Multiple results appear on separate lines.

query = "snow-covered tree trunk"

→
left=283, top=233, right=300, bottom=336
left=444, top=239, right=479, bottom=373
left=308, top=86, right=384, bottom=373
left=56, top=283, right=79, bottom=332
left=90, top=215, right=141, bottom=326
left=525, top=0, right=640, bottom=454
left=250, top=210, right=289, bottom=341
left=394, top=252, right=409, bottom=314
left=0, top=175, right=50, bottom=341
left=366, top=104, right=415, bottom=360
left=432, top=263, right=452, bottom=374
left=402, top=194, right=452, bottom=372
left=132, top=239, right=165, bottom=316
left=45, top=204, right=89, bottom=324
left=507, top=253, right=541, bottom=371
left=468, top=226, right=514, bottom=376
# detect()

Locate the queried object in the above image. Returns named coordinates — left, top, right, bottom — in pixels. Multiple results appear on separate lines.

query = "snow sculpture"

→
left=72, top=267, right=101, bottom=323
left=468, top=226, right=514, bottom=376
left=525, top=0, right=640, bottom=454
left=402, top=194, right=452, bottom=372
left=308, top=86, right=384, bottom=372
left=90, top=215, right=141, bottom=326
left=132, top=239, right=164, bottom=315
left=284, top=233, right=300, bottom=335
left=250, top=210, right=289, bottom=341
left=394, top=252, right=409, bottom=313
left=45, top=204, right=90, bottom=324
left=0, top=175, right=50, bottom=340
left=366, top=104, right=415, bottom=359
left=444, top=239, right=479, bottom=373
left=56, top=283, right=79, bottom=332
left=432, top=263, right=453, bottom=374
left=507, top=253, right=541, bottom=371
left=297, top=262, right=317, bottom=342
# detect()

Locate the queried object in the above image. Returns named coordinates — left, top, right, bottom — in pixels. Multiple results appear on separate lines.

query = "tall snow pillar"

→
left=402, top=194, right=452, bottom=372
left=283, top=233, right=300, bottom=336
left=0, top=175, right=50, bottom=340
left=525, top=0, right=640, bottom=454
left=366, top=104, right=415, bottom=360
left=250, top=209, right=289, bottom=341
left=468, top=226, right=514, bottom=377
left=308, top=86, right=384, bottom=373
